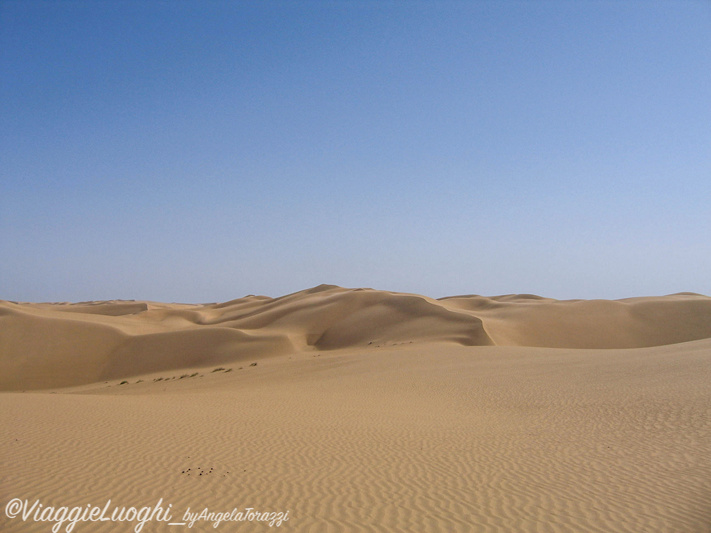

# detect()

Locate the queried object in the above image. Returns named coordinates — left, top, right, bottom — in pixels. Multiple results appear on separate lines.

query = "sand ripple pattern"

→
left=2, top=341, right=710, bottom=532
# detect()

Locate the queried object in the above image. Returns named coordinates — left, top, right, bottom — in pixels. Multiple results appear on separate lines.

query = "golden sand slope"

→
left=2, top=285, right=711, bottom=390
left=1, top=286, right=710, bottom=532
left=1, top=341, right=710, bottom=532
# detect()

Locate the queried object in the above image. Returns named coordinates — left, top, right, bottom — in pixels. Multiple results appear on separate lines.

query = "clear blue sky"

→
left=1, top=1, right=710, bottom=302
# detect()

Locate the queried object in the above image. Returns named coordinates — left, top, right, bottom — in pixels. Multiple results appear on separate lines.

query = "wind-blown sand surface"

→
left=1, top=286, right=710, bottom=532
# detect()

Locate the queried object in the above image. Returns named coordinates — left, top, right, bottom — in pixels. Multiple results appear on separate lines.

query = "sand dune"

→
left=1, top=286, right=710, bottom=532
left=2, top=285, right=711, bottom=390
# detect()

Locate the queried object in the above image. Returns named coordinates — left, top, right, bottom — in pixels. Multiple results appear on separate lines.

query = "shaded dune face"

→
left=1, top=286, right=710, bottom=390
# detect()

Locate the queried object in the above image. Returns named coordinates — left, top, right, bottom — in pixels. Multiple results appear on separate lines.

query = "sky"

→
left=1, top=0, right=710, bottom=302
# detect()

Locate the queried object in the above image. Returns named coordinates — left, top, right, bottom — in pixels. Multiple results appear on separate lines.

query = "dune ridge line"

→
left=2, top=285, right=710, bottom=390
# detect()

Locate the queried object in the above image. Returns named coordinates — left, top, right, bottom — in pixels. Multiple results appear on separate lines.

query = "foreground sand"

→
left=1, top=287, right=710, bottom=531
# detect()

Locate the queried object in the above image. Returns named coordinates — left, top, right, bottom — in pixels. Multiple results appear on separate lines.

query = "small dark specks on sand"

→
left=182, top=465, right=221, bottom=477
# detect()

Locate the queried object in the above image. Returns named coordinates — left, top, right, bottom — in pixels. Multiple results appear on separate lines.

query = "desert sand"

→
left=1, top=285, right=710, bottom=532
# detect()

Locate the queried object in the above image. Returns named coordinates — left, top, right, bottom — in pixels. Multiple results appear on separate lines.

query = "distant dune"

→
left=2, top=285, right=710, bottom=390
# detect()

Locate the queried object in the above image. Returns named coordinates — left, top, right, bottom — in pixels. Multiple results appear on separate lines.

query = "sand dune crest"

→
left=2, top=286, right=711, bottom=390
